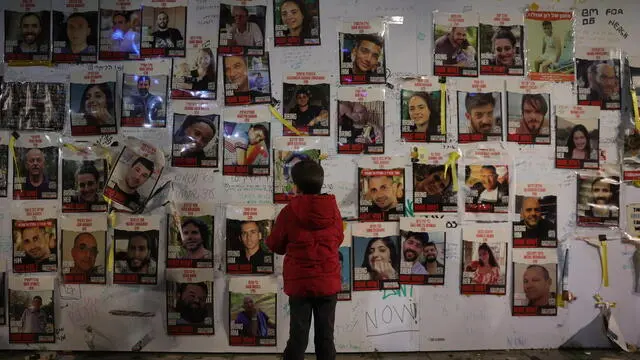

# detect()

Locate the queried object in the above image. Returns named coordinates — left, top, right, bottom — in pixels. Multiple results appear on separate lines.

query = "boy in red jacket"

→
left=266, top=160, right=343, bottom=360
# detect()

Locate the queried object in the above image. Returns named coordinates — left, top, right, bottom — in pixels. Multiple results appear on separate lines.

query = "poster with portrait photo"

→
left=338, top=18, right=386, bottom=85
left=0, top=82, right=66, bottom=131
left=352, top=221, right=400, bottom=291
left=12, top=134, right=59, bottom=200
left=337, top=86, right=385, bottom=154
left=112, top=214, right=161, bottom=285
left=223, top=107, right=271, bottom=177
left=167, top=202, right=214, bottom=269
left=455, top=78, right=503, bottom=143
left=512, top=248, right=557, bottom=316
left=166, top=268, right=214, bottom=335
left=70, top=67, right=117, bottom=136
left=524, top=10, right=575, bottom=82
left=555, top=105, right=600, bottom=170
left=12, top=203, right=58, bottom=274
left=274, top=0, right=320, bottom=46
left=513, top=182, right=557, bottom=248
left=400, top=77, right=445, bottom=143
left=576, top=167, right=620, bottom=228
left=479, top=11, right=524, bottom=76
left=226, top=205, right=274, bottom=274
left=622, top=60, right=640, bottom=181
left=229, top=276, right=277, bottom=346
left=0, top=133, right=10, bottom=198
left=575, top=47, right=621, bottom=110
left=98, top=0, right=142, bottom=61
left=140, top=0, right=187, bottom=58
left=506, top=79, right=552, bottom=144
left=338, top=222, right=352, bottom=301
left=61, top=144, right=108, bottom=212
left=8, top=275, right=55, bottom=344
left=399, top=216, right=446, bottom=286
left=273, top=137, right=322, bottom=203
left=282, top=72, right=330, bottom=136
left=223, top=53, right=272, bottom=106
left=52, top=0, right=98, bottom=63
left=433, top=11, right=478, bottom=77
left=4, top=1, right=51, bottom=64
left=358, top=156, right=405, bottom=222
left=121, top=59, right=170, bottom=128
left=412, top=146, right=458, bottom=214
left=218, top=0, right=266, bottom=56
left=171, top=101, right=220, bottom=168
left=171, top=38, right=217, bottom=100
left=461, top=224, right=508, bottom=295
left=103, top=138, right=165, bottom=213
left=60, top=214, right=107, bottom=284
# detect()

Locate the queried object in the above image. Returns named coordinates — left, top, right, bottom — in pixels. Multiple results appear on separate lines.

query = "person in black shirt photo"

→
left=152, top=12, right=183, bottom=49
left=113, top=157, right=154, bottom=210
left=236, top=220, right=271, bottom=271
left=515, top=197, right=554, bottom=240
left=288, top=87, right=328, bottom=129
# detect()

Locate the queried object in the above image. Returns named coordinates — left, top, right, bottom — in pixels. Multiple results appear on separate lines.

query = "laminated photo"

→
left=478, top=11, right=524, bottom=76
left=338, top=222, right=352, bottom=301
left=222, top=107, right=271, bottom=176
left=338, top=18, right=386, bottom=85
left=8, top=276, right=55, bottom=344
left=12, top=134, right=59, bottom=200
left=357, top=156, right=405, bottom=222
left=274, top=0, right=320, bottom=46
left=52, top=0, right=99, bottom=63
left=433, top=12, right=478, bottom=77
left=4, top=1, right=52, bottom=64
left=61, top=144, right=109, bottom=212
left=513, top=182, right=557, bottom=248
left=575, top=47, right=621, bottom=110
left=12, top=204, right=58, bottom=274
left=400, top=77, right=445, bottom=143
left=229, top=276, right=277, bottom=346
left=399, top=216, right=447, bottom=286
left=223, top=53, right=272, bottom=106
left=524, top=10, right=575, bottom=82
left=352, top=221, right=400, bottom=291
left=171, top=38, right=217, bottom=100
left=455, top=78, right=504, bottom=143
left=461, top=224, right=508, bottom=295
left=61, top=214, right=107, bottom=284
left=120, top=59, right=170, bottom=128
left=98, top=0, right=142, bottom=61
left=171, top=101, right=220, bottom=168
left=273, top=137, right=322, bottom=203
left=512, top=248, right=557, bottom=316
left=167, top=202, right=214, bottom=269
left=282, top=72, right=330, bottom=136
left=576, top=166, right=620, bottom=228
left=69, top=66, right=117, bottom=136
left=218, top=0, right=266, bottom=56
left=113, top=214, right=161, bottom=285
left=555, top=105, right=600, bottom=170
left=506, top=79, right=552, bottom=144
left=166, top=268, right=214, bottom=335
left=140, top=0, right=187, bottom=58
left=412, top=145, right=458, bottom=214
left=226, top=205, right=274, bottom=274
left=337, top=86, right=385, bottom=154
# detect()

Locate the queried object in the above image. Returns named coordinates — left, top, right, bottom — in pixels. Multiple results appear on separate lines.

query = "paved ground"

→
left=2, top=350, right=640, bottom=359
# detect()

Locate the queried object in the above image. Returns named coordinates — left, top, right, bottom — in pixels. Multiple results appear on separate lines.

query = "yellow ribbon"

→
left=269, top=105, right=304, bottom=136
left=594, top=294, right=616, bottom=308
left=107, top=211, right=117, bottom=272
left=600, top=239, right=609, bottom=287
left=440, top=83, right=446, bottom=135
left=444, top=151, right=460, bottom=192
left=632, top=88, right=640, bottom=131
left=9, top=134, right=20, bottom=182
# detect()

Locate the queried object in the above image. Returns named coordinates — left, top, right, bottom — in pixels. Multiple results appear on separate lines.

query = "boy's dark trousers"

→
left=283, top=294, right=338, bottom=360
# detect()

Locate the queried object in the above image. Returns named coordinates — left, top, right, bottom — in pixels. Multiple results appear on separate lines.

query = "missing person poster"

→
left=576, top=166, right=620, bottom=228
left=61, top=214, right=107, bottom=284
left=338, top=18, right=386, bottom=85
left=513, top=182, right=557, bottom=248
left=524, top=10, right=575, bottom=82
left=167, top=202, right=214, bottom=269
left=121, top=59, right=170, bottom=128
left=462, top=144, right=511, bottom=220
left=455, top=78, right=504, bottom=143
left=479, top=11, right=524, bottom=76
left=0, top=133, right=9, bottom=198
left=140, top=0, right=187, bottom=58
left=222, top=107, right=271, bottom=176
left=512, top=248, right=557, bottom=316
left=218, top=0, right=266, bottom=56
left=412, top=145, right=458, bottom=214
left=274, top=0, right=320, bottom=46
left=433, top=11, right=478, bottom=77
left=229, top=276, right=277, bottom=346
left=337, top=86, right=385, bottom=154
left=554, top=105, right=600, bottom=170
left=61, top=144, right=108, bottom=213
left=113, top=214, right=161, bottom=285
left=8, top=276, right=55, bottom=344
left=0, top=82, right=66, bottom=131
left=400, top=77, right=445, bottom=143
left=223, top=53, right=272, bottom=106
left=166, top=268, right=214, bottom=335
left=12, top=204, right=58, bottom=274
left=69, top=66, right=117, bottom=136
left=52, top=0, right=98, bottom=63
left=352, top=221, right=400, bottom=291
left=358, top=156, right=405, bottom=222
left=575, top=47, right=621, bottom=110
left=506, top=79, right=552, bottom=144
left=12, top=134, right=59, bottom=200
left=282, top=72, right=330, bottom=136
left=338, top=222, right=352, bottom=301
left=461, top=224, right=508, bottom=295
left=98, top=0, right=142, bottom=61
left=103, top=137, right=165, bottom=213
left=273, top=137, right=322, bottom=204
left=171, top=38, right=217, bottom=100
left=171, top=101, right=220, bottom=168
left=4, top=1, right=51, bottom=65
left=226, top=205, right=274, bottom=274
left=399, top=216, right=446, bottom=286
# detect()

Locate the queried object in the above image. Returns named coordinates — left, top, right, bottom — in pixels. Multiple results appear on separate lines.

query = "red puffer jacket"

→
left=266, top=194, right=343, bottom=297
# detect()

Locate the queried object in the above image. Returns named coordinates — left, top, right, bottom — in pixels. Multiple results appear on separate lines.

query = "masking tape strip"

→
left=440, top=83, right=446, bottom=136
left=269, top=105, right=304, bottom=136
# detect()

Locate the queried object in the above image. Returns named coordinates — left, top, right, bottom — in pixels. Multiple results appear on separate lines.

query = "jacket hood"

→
left=288, top=194, right=340, bottom=230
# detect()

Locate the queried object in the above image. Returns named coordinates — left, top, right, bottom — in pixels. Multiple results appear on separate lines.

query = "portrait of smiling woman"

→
left=275, top=0, right=320, bottom=45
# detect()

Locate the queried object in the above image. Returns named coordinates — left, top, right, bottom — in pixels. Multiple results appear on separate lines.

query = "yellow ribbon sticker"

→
left=107, top=211, right=117, bottom=272
left=600, top=240, right=609, bottom=287
left=631, top=89, right=640, bottom=131
left=269, top=105, right=304, bottom=136
left=444, top=151, right=460, bottom=192
left=9, top=134, right=20, bottom=181
left=440, top=83, right=446, bottom=135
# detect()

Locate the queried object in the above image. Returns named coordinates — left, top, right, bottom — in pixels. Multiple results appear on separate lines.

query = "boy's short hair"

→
left=291, top=160, right=324, bottom=195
